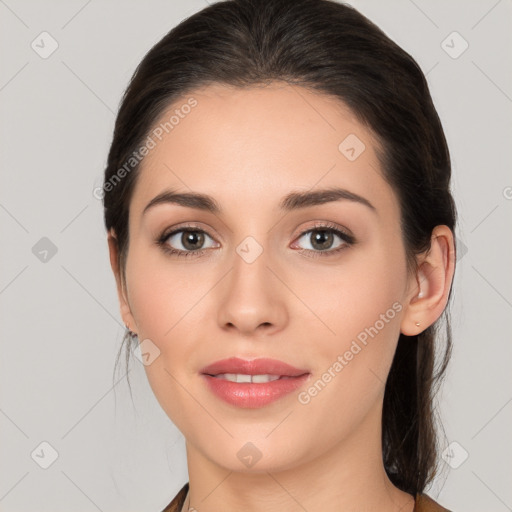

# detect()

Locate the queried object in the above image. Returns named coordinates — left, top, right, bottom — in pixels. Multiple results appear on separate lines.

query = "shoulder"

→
left=415, top=493, right=453, bottom=512
left=160, top=482, right=189, bottom=512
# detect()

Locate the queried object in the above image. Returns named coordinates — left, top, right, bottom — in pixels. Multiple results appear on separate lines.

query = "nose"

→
left=217, top=248, right=289, bottom=337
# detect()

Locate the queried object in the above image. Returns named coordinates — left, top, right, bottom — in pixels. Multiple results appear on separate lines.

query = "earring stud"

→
left=125, top=324, right=137, bottom=337
left=415, top=322, right=420, bottom=327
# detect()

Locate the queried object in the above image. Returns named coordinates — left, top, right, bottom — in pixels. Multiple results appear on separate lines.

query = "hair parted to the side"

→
left=103, top=0, right=457, bottom=496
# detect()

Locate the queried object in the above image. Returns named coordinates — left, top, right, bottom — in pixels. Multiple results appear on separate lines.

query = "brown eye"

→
left=295, top=227, right=351, bottom=253
left=309, top=230, right=335, bottom=251
left=162, top=229, right=217, bottom=254
left=180, top=231, right=205, bottom=250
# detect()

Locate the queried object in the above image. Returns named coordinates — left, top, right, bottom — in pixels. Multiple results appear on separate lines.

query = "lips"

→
left=200, top=357, right=309, bottom=378
left=199, top=357, right=309, bottom=408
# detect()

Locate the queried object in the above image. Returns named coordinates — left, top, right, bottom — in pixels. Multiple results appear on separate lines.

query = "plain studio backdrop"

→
left=0, top=1, right=511, bottom=511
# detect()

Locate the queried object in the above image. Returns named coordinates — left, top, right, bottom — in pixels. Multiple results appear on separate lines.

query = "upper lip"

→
left=200, top=357, right=309, bottom=377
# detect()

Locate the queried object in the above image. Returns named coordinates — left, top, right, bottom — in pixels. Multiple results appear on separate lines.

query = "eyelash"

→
left=156, top=222, right=356, bottom=259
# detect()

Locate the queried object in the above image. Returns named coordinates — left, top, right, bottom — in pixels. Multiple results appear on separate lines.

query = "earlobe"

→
left=400, top=225, right=456, bottom=336
left=107, top=230, right=137, bottom=333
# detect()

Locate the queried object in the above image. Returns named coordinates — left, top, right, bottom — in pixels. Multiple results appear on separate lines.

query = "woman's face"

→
left=116, top=82, right=419, bottom=472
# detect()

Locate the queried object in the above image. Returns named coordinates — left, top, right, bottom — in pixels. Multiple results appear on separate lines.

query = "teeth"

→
left=213, top=373, right=282, bottom=383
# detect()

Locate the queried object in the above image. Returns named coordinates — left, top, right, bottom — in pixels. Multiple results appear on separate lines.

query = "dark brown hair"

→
left=103, top=0, right=457, bottom=496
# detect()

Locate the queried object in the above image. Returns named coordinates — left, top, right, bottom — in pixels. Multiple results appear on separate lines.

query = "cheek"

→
left=300, top=241, right=407, bottom=396
left=123, top=246, right=205, bottom=422
left=307, top=243, right=405, bottom=342
left=123, top=244, right=217, bottom=385
left=125, top=244, right=201, bottom=339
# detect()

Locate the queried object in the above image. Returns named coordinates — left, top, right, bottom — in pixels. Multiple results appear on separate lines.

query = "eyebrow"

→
left=142, top=187, right=377, bottom=215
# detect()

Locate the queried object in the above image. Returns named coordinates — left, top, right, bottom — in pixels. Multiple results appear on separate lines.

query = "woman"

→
left=103, top=0, right=457, bottom=510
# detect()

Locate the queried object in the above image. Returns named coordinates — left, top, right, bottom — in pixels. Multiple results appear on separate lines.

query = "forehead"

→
left=129, top=82, right=397, bottom=219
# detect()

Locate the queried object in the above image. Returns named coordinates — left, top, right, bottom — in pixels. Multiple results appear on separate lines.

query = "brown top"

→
left=161, top=482, right=452, bottom=512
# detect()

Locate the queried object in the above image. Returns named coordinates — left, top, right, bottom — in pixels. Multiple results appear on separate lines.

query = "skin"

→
left=108, top=82, right=455, bottom=512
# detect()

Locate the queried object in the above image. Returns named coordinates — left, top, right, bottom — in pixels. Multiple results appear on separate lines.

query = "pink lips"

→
left=200, top=357, right=311, bottom=408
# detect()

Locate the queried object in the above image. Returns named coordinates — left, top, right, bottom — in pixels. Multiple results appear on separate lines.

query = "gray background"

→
left=1, top=0, right=511, bottom=511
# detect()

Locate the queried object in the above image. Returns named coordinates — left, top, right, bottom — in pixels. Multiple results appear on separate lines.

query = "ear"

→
left=107, top=229, right=137, bottom=334
left=400, top=225, right=456, bottom=336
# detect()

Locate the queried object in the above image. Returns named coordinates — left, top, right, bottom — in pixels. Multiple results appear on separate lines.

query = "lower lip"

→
left=201, top=374, right=310, bottom=408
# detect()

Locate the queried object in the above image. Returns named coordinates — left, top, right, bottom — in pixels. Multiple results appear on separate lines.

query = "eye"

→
left=292, top=223, right=355, bottom=257
left=157, top=226, right=218, bottom=258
